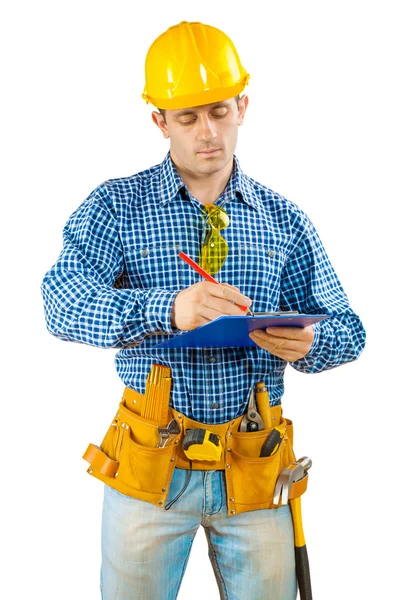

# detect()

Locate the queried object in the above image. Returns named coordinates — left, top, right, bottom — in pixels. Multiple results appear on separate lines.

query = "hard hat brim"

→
left=142, top=76, right=249, bottom=111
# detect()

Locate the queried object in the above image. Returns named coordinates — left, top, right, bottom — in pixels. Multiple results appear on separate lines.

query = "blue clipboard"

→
left=153, top=313, right=330, bottom=349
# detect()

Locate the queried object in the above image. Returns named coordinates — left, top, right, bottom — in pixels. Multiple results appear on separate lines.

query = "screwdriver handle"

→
left=260, top=428, right=283, bottom=457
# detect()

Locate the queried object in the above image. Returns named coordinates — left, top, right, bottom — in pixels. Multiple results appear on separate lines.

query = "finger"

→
left=193, top=281, right=250, bottom=312
left=275, top=349, right=305, bottom=362
left=265, top=327, right=303, bottom=339
left=250, top=332, right=289, bottom=351
left=220, top=283, right=246, bottom=310
left=208, top=282, right=252, bottom=310
left=194, top=305, right=231, bottom=327
left=250, top=330, right=308, bottom=353
left=266, top=325, right=314, bottom=341
left=220, top=282, right=241, bottom=292
left=219, top=282, right=251, bottom=306
left=274, top=340, right=289, bottom=351
left=250, top=333, right=286, bottom=357
left=209, top=296, right=249, bottom=316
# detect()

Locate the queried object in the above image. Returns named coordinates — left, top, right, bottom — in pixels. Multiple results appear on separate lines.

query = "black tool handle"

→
left=295, top=545, right=313, bottom=600
left=260, top=428, right=282, bottom=457
left=182, top=428, right=205, bottom=449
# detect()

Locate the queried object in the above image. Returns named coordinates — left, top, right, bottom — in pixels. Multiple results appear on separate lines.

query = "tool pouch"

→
left=83, top=367, right=301, bottom=516
left=83, top=394, right=180, bottom=508
left=225, top=419, right=296, bottom=515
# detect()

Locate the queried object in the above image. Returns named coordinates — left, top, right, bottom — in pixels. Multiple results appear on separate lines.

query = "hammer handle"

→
left=295, top=545, right=313, bottom=600
left=290, top=496, right=313, bottom=599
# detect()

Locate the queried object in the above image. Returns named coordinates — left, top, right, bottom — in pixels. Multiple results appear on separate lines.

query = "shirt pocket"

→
left=230, top=243, right=287, bottom=312
left=122, top=243, right=185, bottom=290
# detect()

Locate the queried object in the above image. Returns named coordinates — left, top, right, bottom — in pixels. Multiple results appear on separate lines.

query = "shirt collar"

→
left=159, top=151, right=261, bottom=211
left=159, top=151, right=186, bottom=205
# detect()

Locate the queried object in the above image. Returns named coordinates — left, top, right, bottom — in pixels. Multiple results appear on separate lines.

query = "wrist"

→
left=171, top=303, right=176, bottom=328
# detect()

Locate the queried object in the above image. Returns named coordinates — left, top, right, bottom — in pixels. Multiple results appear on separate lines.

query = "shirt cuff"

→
left=143, top=289, right=181, bottom=335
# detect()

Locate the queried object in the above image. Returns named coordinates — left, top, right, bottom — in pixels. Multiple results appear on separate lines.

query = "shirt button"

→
left=209, top=356, right=216, bottom=363
left=212, top=403, right=219, bottom=409
left=268, top=250, right=275, bottom=258
left=141, top=249, right=150, bottom=257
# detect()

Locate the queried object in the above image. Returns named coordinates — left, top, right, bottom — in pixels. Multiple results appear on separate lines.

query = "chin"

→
left=197, top=161, right=225, bottom=175
left=196, top=153, right=227, bottom=170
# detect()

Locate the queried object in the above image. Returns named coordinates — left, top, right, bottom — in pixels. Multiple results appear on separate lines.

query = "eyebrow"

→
left=173, top=102, right=230, bottom=118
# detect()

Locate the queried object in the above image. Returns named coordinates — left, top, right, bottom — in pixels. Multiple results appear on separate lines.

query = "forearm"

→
left=290, top=311, right=366, bottom=373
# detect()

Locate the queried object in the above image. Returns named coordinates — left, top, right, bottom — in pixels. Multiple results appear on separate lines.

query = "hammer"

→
left=274, top=457, right=313, bottom=600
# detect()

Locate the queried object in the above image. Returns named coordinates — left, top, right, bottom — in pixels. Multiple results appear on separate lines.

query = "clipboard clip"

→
left=253, top=311, right=299, bottom=316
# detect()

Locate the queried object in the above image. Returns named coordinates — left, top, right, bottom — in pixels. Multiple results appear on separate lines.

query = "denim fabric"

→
left=101, top=468, right=297, bottom=599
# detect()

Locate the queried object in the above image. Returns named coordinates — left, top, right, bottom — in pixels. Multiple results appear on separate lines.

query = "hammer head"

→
left=297, top=456, right=312, bottom=472
left=273, top=456, right=312, bottom=506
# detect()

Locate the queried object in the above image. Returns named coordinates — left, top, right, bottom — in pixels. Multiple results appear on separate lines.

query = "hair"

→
left=157, top=95, right=241, bottom=122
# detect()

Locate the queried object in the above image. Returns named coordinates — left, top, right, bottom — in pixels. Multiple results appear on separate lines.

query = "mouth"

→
left=197, top=148, right=221, bottom=158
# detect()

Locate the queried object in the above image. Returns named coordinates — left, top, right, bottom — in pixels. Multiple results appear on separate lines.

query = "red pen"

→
left=178, top=251, right=253, bottom=315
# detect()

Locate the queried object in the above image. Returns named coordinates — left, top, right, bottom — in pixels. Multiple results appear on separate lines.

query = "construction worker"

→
left=41, top=21, right=366, bottom=600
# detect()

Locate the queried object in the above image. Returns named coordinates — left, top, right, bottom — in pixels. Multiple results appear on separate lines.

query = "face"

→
left=152, top=96, right=249, bottom=178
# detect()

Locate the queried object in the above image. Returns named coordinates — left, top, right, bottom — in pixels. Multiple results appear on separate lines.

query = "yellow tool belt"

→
left=83, top=366, right=308, bottom=516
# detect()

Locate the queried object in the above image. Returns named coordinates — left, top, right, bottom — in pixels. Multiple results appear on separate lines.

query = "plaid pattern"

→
left=41, top=152, right=366, bottom=423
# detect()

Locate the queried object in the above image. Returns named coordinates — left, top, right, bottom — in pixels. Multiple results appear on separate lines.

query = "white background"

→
left=1, top=1, right=399, bottom=598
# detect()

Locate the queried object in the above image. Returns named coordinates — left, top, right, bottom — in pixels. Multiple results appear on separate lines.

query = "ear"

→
left=237, top=95, right=249, bottom=126
left=152, top=111, right=170, bottom=139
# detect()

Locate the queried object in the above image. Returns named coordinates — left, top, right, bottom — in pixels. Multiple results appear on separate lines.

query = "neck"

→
left=171, top=153, right=234, bottom=205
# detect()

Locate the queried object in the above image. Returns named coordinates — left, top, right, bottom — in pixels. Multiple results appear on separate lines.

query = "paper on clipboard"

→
left=153, top=313, right=330, bottom=349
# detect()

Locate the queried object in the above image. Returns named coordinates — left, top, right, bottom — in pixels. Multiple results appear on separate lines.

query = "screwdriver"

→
left=178, top=251, right=254, bottom=315
left=260, top=428, right=284, bottom=457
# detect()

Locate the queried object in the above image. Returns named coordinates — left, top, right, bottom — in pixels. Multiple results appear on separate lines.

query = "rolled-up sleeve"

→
left=41, top=185, right=179, bottom=348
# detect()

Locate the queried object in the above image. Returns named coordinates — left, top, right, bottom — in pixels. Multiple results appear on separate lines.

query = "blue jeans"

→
left=100, top=468, right=297, bottom=599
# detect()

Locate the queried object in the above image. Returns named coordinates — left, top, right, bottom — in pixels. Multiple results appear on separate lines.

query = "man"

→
left=41, top=21, right=366, bottom=600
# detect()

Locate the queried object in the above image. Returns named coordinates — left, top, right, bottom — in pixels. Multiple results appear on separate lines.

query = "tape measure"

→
left=182, top=428, right=222, bottom=461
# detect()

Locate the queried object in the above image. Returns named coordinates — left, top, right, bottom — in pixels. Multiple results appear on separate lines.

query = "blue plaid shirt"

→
left=41, top=152, right=366, bottom=423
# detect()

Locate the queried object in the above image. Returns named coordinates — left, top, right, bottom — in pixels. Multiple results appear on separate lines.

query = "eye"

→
left=179, top=118, right=196, bottom=126
left=212, top=110, right=228, bottom=119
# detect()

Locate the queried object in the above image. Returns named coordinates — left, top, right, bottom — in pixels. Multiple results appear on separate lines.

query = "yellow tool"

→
left=273, top=457, right=313, bottom=600
left=141, top=364, right=171, bottom=425
left=182, top=429, right=222, bottom=461
left=255, top=382, right=273, bottom=429
left=291, top=493, right=312, bottom=599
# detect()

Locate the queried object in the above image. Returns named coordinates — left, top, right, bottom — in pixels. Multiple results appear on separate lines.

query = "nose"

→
left=196, top=114, right=218, bottom=142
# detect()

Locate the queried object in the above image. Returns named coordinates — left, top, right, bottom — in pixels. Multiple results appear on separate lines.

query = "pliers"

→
left=239, top=388, right=265, bottom=432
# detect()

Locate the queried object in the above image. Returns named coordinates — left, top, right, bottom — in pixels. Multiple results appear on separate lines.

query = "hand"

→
left=171, top=282, right=252, bottom=331
left=249, top=325, right=314, bottom=361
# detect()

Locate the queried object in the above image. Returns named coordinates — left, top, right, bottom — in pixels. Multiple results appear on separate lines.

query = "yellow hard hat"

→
left=142, top=21, right=250, bottom=110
